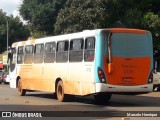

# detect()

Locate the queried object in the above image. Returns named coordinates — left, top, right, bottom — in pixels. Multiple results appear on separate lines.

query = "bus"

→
left=9, top=28, right=153, bottom=104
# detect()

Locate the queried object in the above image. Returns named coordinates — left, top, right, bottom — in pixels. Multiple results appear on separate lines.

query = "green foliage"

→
left=143, top=12, right=160, bottom=49
left=0, top=10, right=30, bottom=53
left=2, top=0, right=160, bottom=51
left=54, top=0, right=109, bottom=34
left=19, top=0, right=66, bottom=37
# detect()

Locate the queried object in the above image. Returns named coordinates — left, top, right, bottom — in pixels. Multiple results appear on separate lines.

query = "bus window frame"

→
left=56, top=40, right=69, bottom=63
left=44, top=42, right=56, bottom=63
left=69, top=38, right=84, bottom=62
left=24, top=45, right=34, bottom=64
left=84, top=37, right=95, bottom=62
left=34, top=43, right=44, bottom=64
left=17, top=46, right=24, bottom=64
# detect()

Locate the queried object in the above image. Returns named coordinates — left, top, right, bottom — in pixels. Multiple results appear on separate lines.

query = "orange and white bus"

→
left=9, top=28, right=153, bottom=104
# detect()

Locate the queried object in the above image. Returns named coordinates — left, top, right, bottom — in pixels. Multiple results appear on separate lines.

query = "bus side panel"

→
left=80, top=61, right=95, bottom=95
left=20, top=65, right=44, bottom=91
left=66, top=63, right=82, bottom=95
left=66, top=59, right=95, bottom=95
left=43, top=63, right=56, bottom=92
left=28, top=64, right=45, bottom=91
left=20, top=65, right=32, bottom=89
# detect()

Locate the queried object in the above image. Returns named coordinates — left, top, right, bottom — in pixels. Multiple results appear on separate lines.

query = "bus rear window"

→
left=106, top=33, right=151, bottom=57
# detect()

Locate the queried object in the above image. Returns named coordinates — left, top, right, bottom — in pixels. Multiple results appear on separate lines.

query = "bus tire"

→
left=153, top=86, right=156, bottom=91
left=17, top=79, right=26, bottom=96
left=157, top=87, right=160, bottom=91
left=56, top=81, right=67, bottom=102
left=94, top=93, right=112, bottom=105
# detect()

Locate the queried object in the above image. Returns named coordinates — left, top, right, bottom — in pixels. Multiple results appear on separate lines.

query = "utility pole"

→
left=6, top=19, right=9, bottom=71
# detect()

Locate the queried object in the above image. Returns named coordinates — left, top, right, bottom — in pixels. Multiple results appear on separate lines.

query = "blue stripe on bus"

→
left=94, top=30, right=104, bottom=83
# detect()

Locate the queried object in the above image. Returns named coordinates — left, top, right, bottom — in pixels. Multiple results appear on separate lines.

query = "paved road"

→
left=0, top=84, right=160, bottom=120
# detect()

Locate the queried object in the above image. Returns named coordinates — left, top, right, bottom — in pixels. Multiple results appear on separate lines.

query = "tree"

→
left=8, top=16, right=30, bottom=45
left=54, top=0, right=144, bottom=34
left=19, top=0, right=160, bottom=50
left=54, top=0, right=110, bottom=34
left=19, top=0, right=66, bottom=38
left=0, top=9, right=30, bottom=53
left=143, top=12, right=160, bottom=49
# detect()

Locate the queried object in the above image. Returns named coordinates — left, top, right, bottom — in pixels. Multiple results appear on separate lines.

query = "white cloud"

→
left=0, top=0, right=23, bottom=17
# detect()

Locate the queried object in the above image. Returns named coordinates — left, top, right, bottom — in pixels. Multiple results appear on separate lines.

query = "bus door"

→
left=104, top=32, right=152, bottom=86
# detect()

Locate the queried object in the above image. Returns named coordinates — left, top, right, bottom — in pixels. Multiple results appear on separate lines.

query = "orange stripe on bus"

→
left=106, top=28, right=147, bottom=34
left=22, top=41, right=26, bottom=46
left=30, top=39, right=35, bottom=44
left=13, top=42, right=18, bottom=47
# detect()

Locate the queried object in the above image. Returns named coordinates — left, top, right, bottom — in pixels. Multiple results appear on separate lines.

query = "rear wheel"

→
left=157, top=87, right=160, bottom=91
left=3, top=80, right=7, bottom=84
left=17, top=79, right=26, bottom=96
left=94, top=93, right=112, bottom=105
left=56, top=81, right=67, bottom=102
left=1, top=79, right=4, bottom=84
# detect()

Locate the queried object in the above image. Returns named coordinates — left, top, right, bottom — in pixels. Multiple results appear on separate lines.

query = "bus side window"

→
left=24, top=45, right=34, bottom=64
left=44, top=42, right=56, bottom=63
left=69, top=39, right=84, bottom=62
left=84, top=37, right=95, bottom=62
left=34, top=44, right=44, bottom=63
left=56, top=41, right=69, bottom=63
left=17, top=46, right=24, bottom=64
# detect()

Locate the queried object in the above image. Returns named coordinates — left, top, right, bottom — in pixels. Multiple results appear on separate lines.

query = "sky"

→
left=0, top=0, right=23, bottom=17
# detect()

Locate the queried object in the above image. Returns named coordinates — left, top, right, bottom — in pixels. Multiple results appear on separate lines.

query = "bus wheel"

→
left=94, top=93, right=112, bottom=105
left=17, top=79, right=26, bottom=96
left=153, top=86, right=156, bottom=91
left=157, top=87, right=160, bottom=91
left=56, top=81, right=67, bottom=102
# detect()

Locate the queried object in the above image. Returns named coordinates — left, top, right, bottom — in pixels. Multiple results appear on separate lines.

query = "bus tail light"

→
left=98, top=67, right=106, bottom=83
left=2, top=75, right=7, bottom=79
left=148, top=70, right=153, bottom=83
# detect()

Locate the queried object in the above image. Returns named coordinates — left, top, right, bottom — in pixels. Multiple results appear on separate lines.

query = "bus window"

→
left=69, top=39, right=84, bottom=62
left=44, top=42, right=56, bottom=63
left=84, top=37, right=95, bottom=62
left=56, top=41, right=69, bottom=63
left=24, top=45, right=34, bottom=64
left=9, top=48, right=16, bottom=72
left=17, top=46, right=24, bottom=64
left=34, top=44, right=44, bottom=63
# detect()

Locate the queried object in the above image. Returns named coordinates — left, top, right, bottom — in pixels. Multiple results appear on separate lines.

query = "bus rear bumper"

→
left=95, top=83, right=153, bottom=93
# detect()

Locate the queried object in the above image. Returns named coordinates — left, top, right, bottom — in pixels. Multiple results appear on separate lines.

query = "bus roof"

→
left=12, top=28, right=149, bottom=47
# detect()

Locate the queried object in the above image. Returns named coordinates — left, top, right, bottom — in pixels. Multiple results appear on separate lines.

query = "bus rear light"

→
left=2, top=75, right=6, bottom=79
left=100, top=74, right=104, bottom=78
left=148, top=70, right=153, bottom=83
left=98, top=67, right=106, bottom=83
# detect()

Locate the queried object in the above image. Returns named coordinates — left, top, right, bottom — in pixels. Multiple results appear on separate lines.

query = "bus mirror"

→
left=108, top=63, right=113, bottom=74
